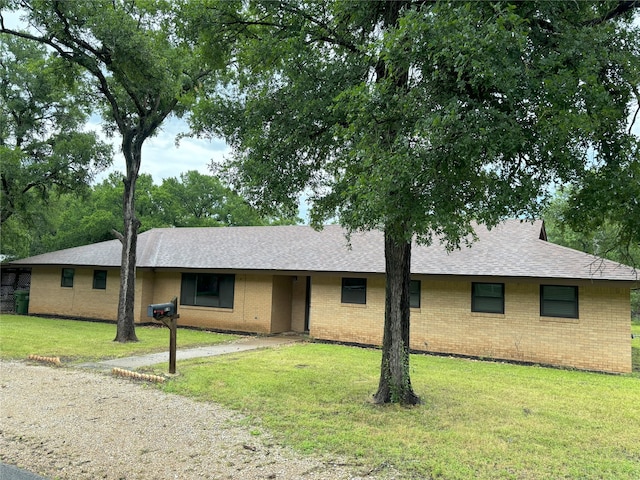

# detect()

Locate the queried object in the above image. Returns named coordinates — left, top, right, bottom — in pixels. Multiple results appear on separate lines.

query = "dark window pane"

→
left=180, top=273, right=235, bottom=309
left=541, top=285, right=578, bottom=318
left=180, top=273, right=197, bottom=305
left=93, top=270, right=107, bottom=290
left=543, top=285, right=577, bottom=302
left=61, top=268, right=74, bottom=288
left=472, top=282, right=504, bottom=314
left=196, top=274, right=220, bottom=307
left=474, top=283, right=503, bottom=298
left=410, top=280, right=421, bottom=308
left=473, top=296, right=503, bottom=313
left=218, top=275, right=235, bottom=308
left=341, top=278, right=367, bottom=304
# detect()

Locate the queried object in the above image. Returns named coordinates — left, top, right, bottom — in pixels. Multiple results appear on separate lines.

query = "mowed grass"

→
left=161, top=342, right=640, bottom=480
left=633, top=322, right=640, bottom=375
left=2, top=314, right=638, bottom=478
left=0, top=314, right=237, bottom=363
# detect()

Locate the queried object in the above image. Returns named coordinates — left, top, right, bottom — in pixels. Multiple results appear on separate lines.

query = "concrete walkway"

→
left=0, top=463, right=49, bottom=480
left=76, top=335, right=303, bottom=371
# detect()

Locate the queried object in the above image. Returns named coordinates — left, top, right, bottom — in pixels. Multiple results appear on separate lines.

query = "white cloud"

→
left=1, top=9, right=26, bottom=29
left=88, top=116, right=310, bottom=221
left=90, top=116, right=230, bottom=184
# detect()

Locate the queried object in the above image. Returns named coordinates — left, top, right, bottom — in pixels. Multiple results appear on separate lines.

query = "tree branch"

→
left=629, top=85, right=640, bottom=135
left=0, top=173, right=16, bottom=224
left=211, top=2, right=362, bottom=55
left=52, top=1, right=93, bottom=55
left=278, top=2, right=362, bottom=54
left=585, top=0, right=640, bottom=25
left=0, top=25, right=130, bottom=136
left=111, top=229, right=124, bottom=243
left=21, top=1, right=146, bottom=125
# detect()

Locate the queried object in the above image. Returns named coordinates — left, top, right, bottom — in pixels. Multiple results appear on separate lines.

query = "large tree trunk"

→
left=114, top=144, right=141, bottom=342
left=372, top=0, right=417, bottom=405
left=373, top=229, right=420, bottom=405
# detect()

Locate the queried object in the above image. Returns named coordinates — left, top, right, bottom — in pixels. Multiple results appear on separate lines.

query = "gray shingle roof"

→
left=10, top=220, right=638, bottom=282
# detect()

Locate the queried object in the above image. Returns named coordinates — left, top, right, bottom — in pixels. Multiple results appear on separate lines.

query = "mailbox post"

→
left=147, top=297, right=180, bottom=374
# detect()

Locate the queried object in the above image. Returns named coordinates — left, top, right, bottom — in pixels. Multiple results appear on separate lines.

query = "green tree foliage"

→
left=544, top=190, right=639, bottom=319
left=38, top=174, right=161, bottom=254
left=544, top=189, right=639, bottom=263
left=0, top=35, right=112, bottom=226
left=0, top=171, right=278, bottom=259
left=561, top=157, right=640, bottom=267
left=1, top=0, right=219, bottom=341
left=0, top=201, right=52, bottom=260
left=154, top=170, right=268, bottom=227
left=189, top=1, right=640, bottom=403
left=42, top=170, right=273, bottom=250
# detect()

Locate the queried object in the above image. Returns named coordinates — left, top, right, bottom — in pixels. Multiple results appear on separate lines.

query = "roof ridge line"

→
left=138, top=229, right=163, bottom=267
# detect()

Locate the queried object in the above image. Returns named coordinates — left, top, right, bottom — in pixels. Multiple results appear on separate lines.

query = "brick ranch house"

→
left=9, top=220, right=638, bottom=373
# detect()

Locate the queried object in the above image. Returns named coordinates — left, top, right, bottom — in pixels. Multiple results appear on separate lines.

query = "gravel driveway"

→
left=1, top=361, right=390, bottom=479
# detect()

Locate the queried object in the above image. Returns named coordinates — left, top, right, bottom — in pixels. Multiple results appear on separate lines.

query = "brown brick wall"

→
left=152, top=271, right=275, bottom=333
left=28, top=267, right=632, bottom=373
left=309, top=275, right=632, bottom=374
left=29, top=267, right=119, bottom=321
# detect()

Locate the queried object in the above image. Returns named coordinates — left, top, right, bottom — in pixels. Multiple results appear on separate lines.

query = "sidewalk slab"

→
left=76, top=335, right=303, bottom=371
left=0, top=463, right=49, bottom=480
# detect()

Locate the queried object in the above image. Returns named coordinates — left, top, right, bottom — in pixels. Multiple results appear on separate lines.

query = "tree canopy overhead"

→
left=189, top=0, right=640, bottom=404
left=193, top=1, right=639, bottom=243
left=153, top=170, right=272, bottom=228
left=561, top=152, right=640, bottom=266
left=0, top=34, right=112, bottom=225
left=1, top=0, right=220, bottom=341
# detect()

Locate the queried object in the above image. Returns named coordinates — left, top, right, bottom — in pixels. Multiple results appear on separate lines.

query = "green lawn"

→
left=160, top=342, right=640, bottom=480
left=633, top=322, right=640, bottom=374
left=0, top=314, right=237, bottom=362
left=2, top=314, right=638, bottom=479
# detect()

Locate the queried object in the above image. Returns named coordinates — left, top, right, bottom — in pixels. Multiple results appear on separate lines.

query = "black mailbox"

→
left=147, top=302, right=175, bottom=319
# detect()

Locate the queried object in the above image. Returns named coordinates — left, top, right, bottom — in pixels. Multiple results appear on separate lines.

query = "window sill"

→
left=181, top=305, right=234, bottom=313
left=341, top=303, right=367, bottom=308
left=471, top=312, right=505, bottom=319
left=539, top=316, right=579, bottom=324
